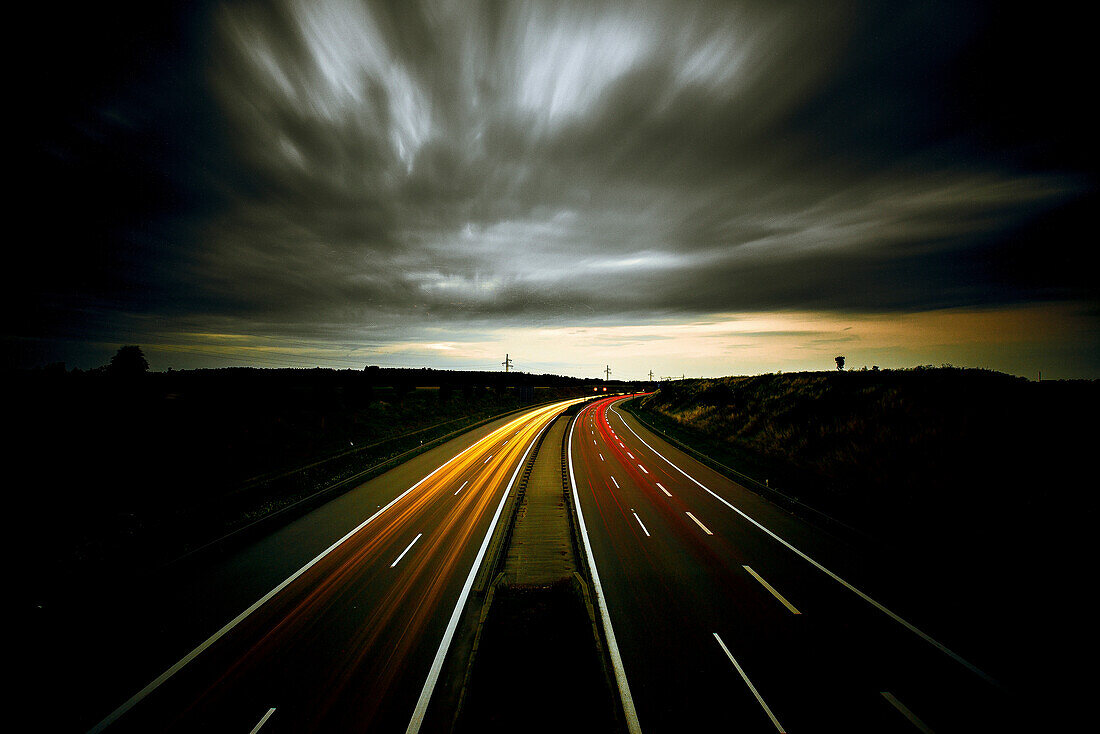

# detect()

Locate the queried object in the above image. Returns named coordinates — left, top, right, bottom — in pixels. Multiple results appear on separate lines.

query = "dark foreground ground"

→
left=455, top=583, right=619, bottom=734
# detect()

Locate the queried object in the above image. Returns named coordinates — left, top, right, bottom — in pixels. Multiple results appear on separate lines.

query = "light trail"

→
left=404, top=413, right=562, bottom=733
left=606, top=401, right=998, bottom=686
left=88, top=399, right=579, bottom=733
left=567, top=403, right=642, bottom=734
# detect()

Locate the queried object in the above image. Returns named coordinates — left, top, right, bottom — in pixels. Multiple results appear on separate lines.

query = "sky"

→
left=8, top=0, right=1098, bottom=379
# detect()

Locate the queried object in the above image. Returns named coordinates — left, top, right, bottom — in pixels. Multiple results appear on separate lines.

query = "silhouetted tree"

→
left=109, top=345, right=149, bottom=377
left=835, top=355, right=845, bottom=371
left=392, top=379, right=413, bottom=403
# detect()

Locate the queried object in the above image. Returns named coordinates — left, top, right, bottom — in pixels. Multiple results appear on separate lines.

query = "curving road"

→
left=71, top=399, right=575, bottom=733
left=569, top=395, right=1017, bottom=733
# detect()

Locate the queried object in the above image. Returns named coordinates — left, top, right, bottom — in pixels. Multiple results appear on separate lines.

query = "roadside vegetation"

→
left=10, top=359, right=603, bottom=603
left=631, top=367, right=1097, bottom=554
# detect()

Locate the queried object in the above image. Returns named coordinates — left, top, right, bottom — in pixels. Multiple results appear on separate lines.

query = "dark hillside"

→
left=633, top=368, right=1097, bottom=549
left=9, top=366, right=601, bottom=603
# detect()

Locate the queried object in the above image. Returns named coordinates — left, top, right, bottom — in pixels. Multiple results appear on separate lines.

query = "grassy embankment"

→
left=629, top=368, right=1097, bottom=553
left=10, top=368, right=588, bottom=601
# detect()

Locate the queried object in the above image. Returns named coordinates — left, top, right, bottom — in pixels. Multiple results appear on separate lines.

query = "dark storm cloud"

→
left=12, top=0, right=1096, bottom=364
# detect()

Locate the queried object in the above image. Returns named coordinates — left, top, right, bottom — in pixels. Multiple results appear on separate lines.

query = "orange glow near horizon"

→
left=131, top=301, right=1097, bottom=380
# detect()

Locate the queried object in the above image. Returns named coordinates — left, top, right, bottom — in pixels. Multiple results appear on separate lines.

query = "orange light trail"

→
left=108, top=398, right=581, bottom=733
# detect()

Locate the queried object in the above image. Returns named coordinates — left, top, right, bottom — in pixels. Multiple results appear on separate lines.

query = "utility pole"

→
left=604, top=365, right=612, bottom=381
left=648, top=370, right=654, bottom=381
left=502, top=353, right=512, bottom=372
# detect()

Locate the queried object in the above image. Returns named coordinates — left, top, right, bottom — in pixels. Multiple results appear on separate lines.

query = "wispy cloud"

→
left=11, top=0, right=1096, bottom=376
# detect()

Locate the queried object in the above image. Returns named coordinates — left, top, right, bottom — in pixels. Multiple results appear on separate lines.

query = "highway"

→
left=63, top=399, right=575, bottom=733
left=569, top=395, right=1017, bottom=732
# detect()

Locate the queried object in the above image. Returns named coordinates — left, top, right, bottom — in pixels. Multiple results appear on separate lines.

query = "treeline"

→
left=8, top=362, right=622, bottom=604
left=26, top=362, right=628, bottom=387
left=14, top=363, right=639, bottom=418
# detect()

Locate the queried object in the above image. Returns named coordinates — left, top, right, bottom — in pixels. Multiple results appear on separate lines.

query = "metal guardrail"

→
left=561, top=411, right=590, bottom=584
left=173, top=400, right=567, bottom=568
left=559, top=407, right=627, bottom=734
left=618, top=398, right=868, bottom=542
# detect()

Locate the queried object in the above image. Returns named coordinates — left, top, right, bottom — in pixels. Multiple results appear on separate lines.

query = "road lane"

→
left=571, top=395, right=1016, bottom=732
left=88, top=399, right=573, bottom=733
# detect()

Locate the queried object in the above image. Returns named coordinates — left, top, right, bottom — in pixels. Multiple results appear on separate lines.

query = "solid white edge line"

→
left=713, top=632, right=786, bottom=733
left=880, top=691, right=935, bottom=733
left=249, top=707, right=277, bottom=734
left=569, top=404, right=642, bottom=734
left=390, top=533, right=423, bottom=568
left=632, top=512, right=651, bottom=537
left=405, top=407, right=567, bottom=732
left=743, top=566, right=801, bottom=615
left=88, top=409, right=538, bottom=734
left=608, top=403, right=998, bottom=687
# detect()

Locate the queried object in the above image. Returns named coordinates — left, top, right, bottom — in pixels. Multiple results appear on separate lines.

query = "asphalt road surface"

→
left=568, top=395, right=1019, bottom=733
left=42, top=399, right=574, bottom=733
